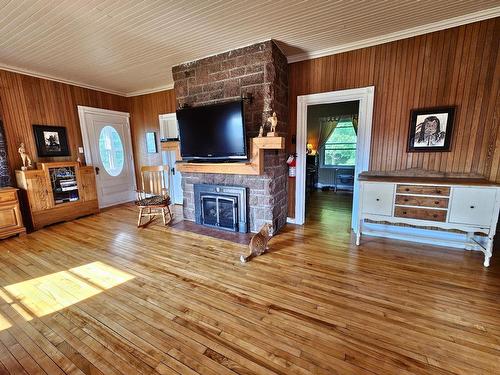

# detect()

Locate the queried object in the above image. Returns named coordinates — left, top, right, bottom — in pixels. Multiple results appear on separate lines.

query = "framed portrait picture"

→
left=33, top=125, right=70, bottom=157
left=407, top=107, right=455, bottom=152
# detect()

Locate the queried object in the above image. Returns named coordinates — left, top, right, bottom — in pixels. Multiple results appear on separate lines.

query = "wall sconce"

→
left=306, top=143, right=313, bottom=155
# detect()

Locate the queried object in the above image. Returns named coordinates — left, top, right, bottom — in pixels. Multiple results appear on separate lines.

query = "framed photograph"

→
left=407, top=107, right=455, bottom=152
left=146, top=132, right=157, bottom=153
left=33, top=125, right=70, bottom=157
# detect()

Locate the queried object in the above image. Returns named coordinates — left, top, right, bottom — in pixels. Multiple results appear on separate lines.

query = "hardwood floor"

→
left=0, top=195, right=499, bottom=374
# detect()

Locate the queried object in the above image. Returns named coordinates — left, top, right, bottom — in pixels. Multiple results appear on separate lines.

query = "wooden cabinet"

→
left=358, top=176, right=500, bottom=267
left=16, top=162, right=99, bottom=230
left=79, top=166, right=98, bottom=202
left=0, top=187, right=26, bottom=239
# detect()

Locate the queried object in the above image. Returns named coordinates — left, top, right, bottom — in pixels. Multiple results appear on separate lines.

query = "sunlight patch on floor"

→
left=1, top=261, right=133, bottom=319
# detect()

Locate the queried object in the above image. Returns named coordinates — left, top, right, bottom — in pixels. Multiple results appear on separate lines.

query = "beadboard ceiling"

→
left=0, top=0, right=498, bottom=96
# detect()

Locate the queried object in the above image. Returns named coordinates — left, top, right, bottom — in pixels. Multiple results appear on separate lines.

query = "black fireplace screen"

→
left=201, top=195, right=238, bottom=231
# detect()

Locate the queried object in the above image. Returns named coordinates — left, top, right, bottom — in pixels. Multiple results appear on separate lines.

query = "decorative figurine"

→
left=258, top=125, right=264, bottom=137
left=266, top=111, right=278, bottom=136
left=240, top=223, right=273, bottom=263
left=18, top=143, right=32, bottom=170
left=76, top=156, right=82, bottom=167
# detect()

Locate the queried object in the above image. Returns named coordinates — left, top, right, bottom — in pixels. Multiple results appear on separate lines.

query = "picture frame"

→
left=33, top=125, right=70, bottom=157
left=407, top=107, right=455, bottom=152
left=146, top=132, right=157, bottom=153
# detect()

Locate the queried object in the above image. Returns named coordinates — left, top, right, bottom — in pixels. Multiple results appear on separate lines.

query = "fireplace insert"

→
left=194, top=184, right=248, bottom=233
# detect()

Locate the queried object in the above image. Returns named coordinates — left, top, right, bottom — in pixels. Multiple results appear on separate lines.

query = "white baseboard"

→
left=286, top=217, right=296, bottom=224
left=361, top=222, right=482, bottom=251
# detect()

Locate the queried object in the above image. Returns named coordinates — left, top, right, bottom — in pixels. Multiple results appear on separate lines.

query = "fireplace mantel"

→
left=176, top=136, right=285, bottom=175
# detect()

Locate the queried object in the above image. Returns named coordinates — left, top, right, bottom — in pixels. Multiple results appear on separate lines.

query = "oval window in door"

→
left=98, top=126, right=124, bottom=176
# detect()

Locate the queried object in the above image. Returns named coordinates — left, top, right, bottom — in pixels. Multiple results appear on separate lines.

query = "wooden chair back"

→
left=140, top=165, right=170, bottom=196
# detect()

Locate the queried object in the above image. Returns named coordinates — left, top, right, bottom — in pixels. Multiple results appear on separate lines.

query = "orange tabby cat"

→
left=240, top=223, right=273, bottom=263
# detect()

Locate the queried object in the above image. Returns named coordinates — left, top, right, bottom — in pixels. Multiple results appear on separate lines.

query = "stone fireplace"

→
left=173, top=40, right=289, bottom=233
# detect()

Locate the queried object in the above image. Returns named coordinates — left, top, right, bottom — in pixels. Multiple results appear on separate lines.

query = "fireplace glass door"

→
left=201, top=195, right=238, bottom=231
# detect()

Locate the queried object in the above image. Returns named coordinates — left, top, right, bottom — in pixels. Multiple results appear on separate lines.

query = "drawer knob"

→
left=434, top=201, right=439, bottom=204
left=404, top=198, right=409, bottom=202
left=470, top=205, right=475, bottom=209
left=433, top=214, right=438, bottom=218
left=436, top=190, right=442, bottom=194
left=403, top=211, right=407, bottom=214
left=405, top=188, right=410, bottom=192
left=376, top=198, right=380, bottom=201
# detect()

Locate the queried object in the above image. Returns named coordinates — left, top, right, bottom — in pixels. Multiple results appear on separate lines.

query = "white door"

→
left=78, top=106, right=136, bottom=208
left=159, top=113, right=183, bottom=205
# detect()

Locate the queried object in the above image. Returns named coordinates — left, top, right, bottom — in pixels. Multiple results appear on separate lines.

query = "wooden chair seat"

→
left=135, top=195, right=171, bottom=207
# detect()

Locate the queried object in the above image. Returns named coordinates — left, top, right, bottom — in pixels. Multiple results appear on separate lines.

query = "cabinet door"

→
left=26, top=171, right=52, bottom=212
left=361, top=183, right=394, bottom=216
left=449, top=187, right=496, bottom=227
left=0, top=202, right=23, bottom=229
left=79, top=168, right=98, bottom=202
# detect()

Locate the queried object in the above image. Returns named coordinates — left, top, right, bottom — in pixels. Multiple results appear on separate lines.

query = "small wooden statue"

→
left=240, top=223, right=273, bottom=263
left=266, top=111, right=278, bottom=136
left=18, top=143, right=32, bottom=170
left=258, top=125, right=264, bottom=137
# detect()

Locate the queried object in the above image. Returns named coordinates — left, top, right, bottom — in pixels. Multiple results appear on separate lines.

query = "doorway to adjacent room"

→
left=294, top=87, right=375, bottom=233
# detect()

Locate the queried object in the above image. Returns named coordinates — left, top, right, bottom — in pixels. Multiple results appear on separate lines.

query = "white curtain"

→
left=317, top=117, right=339, bottom=150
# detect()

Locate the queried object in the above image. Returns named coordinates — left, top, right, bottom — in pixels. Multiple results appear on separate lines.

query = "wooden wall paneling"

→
left=0, top=70, right=128, bottom=181
left=287, top=18, right=500, bottom=217
left=128, top=89, right=176, bottom=183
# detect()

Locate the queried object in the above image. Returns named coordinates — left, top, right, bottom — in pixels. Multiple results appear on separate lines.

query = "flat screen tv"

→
left=177, top=100, right=247, bottom=161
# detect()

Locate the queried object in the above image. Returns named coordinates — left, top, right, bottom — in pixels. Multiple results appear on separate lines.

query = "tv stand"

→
left=175, top=137, right=284, bottom=175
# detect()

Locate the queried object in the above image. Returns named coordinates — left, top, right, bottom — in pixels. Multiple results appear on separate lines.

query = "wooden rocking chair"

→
left=135, top=165, right=173, bottom=227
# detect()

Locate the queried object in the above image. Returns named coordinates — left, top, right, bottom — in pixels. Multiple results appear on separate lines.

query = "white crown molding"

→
left=0, top=63, right=127, bottom=96
left=287, top=6, right=500, bottom=63
left=125, top=84, right=175, bottom=97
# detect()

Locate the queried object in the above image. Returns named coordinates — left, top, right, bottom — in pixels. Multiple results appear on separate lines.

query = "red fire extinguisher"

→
left=286, top=154, right=296, bottom=178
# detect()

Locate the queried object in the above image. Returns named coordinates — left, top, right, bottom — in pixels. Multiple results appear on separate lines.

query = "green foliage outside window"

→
left=323, top=121, right=356, bottom=166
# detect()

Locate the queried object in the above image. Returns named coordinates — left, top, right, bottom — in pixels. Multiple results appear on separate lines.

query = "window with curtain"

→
left=322, top=121, right=357, bottom=167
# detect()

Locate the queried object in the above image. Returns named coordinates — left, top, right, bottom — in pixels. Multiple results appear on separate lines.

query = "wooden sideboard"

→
left=357, top=176, right=500, bottom=267
left=0, top=187, right=26, bottom=239
left=16, top=162, right=99, bottom=230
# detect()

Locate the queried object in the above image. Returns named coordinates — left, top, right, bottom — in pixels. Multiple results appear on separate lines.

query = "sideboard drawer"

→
left=395, top=195, right=449, bottom=208
left=0, top=190, right=17, bottom=203
left=396, top=185, right=450, bottom=196
left=362, top=183, right=394, bottom=216
left=449, top=187, right=496, bottom=227
left=394, top=206, right=447, bottom=222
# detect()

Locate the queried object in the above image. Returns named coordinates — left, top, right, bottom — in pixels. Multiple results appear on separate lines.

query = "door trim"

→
left=294, top=86, right=375, bottom=232
left=77, top=106, right=136, bottom=208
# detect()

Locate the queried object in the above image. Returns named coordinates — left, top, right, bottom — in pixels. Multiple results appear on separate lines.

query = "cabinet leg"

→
left=356, top=220, right=362, bottom=246
left=465, top=232, right=474, bottom=250
left=484, top=237, right=493, bottom=267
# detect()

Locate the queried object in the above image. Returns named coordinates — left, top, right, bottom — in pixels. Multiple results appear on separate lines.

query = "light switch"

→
left=78, top=147, right=84, bottom=153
